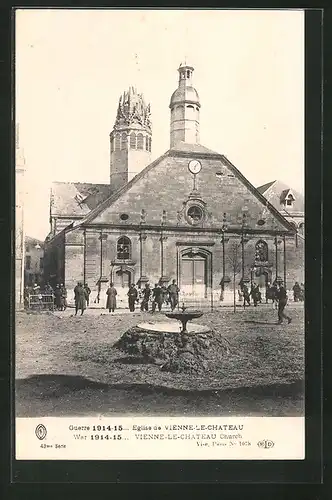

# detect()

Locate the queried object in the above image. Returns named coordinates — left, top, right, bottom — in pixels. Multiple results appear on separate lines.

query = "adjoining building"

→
left=24, top=236, right=45, bottom=287
left=44, top=64, right=304, bottom=307
left=257, top=180, right=304, bottom=235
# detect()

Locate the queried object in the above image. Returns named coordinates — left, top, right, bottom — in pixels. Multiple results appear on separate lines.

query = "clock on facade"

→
left=188, top=159, right=202, bottom=175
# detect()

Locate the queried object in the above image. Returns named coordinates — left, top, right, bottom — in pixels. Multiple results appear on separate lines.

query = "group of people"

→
left=104, top=279, right=180, bottom=314
left=237, top=280, right=303, bottom=324
left=24, top=282, right=68, bottom=311
left=292, top=282, right=305, bottom=302
left=238, top=283, right=262, bottom=307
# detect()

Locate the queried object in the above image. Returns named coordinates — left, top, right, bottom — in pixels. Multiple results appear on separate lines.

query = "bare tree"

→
left=227, top=240, right=242, bottom=313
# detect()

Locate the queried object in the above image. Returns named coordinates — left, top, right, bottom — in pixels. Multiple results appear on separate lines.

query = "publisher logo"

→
left=35, top=424, right=47, bottom=440
left=257, top=439, right=274, bottom=449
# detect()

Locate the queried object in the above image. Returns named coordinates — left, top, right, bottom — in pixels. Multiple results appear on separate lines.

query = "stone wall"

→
left=62, top=225, right=304, bottom=308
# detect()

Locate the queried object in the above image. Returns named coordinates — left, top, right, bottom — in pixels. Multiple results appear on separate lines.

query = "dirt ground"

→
left=15, top=305, right=305, bottom=417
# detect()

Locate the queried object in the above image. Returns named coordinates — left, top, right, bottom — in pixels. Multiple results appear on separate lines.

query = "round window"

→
left=187, top=206, right=203, bottom=224
left=120, top=213, right=129, bottom=221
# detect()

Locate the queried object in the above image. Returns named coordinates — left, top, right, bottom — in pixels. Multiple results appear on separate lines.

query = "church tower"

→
left=169, top=64, right=201, bottom=148
left=110, top=87, right=152, bottom=191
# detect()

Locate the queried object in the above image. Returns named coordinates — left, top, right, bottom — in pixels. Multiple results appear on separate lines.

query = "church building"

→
left=44, top=64, right=304, bottom=307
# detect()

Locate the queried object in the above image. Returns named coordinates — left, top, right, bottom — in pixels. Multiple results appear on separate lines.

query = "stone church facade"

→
left=44, top=64, right=304, bottom=307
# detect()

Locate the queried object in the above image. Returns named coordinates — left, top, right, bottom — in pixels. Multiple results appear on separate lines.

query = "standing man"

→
left=84, top=283, right=91, bottom=306
left=168, top=279, right=180, bottom=312
left=106, top=282, right=117, bottom=313
left=140, top=283, right=151, bottom=312
left=276, top=281, right=292, bottom=324
left=152, top=283, right=163, bottom=313
left=242, top=283, right=251, bottom=306
left=60, top=283, right=67, bottom=311
left=54, top=284, right=62, bottom=310
left=74, top=282, right=88, bottom=316
left=127, top=284, right=138, bottom=312
left=292, top=282, right=301, bottom=302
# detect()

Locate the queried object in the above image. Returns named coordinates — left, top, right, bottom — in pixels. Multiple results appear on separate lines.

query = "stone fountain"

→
left=165, top=302, right=203, bottom=334
left=113, top=302, right=229, bottom=373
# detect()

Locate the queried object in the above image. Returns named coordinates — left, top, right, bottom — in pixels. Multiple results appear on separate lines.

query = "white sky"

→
left=16, top=9, right=304, bottom=241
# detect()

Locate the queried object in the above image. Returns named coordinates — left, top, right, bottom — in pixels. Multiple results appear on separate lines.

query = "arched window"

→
left=115, top=134, right=121, bottom=150
left=187, top=70, right=190, bottom=78
left=255, top=240, right=268, bottom=262
left=299, top=222, right=304, bottom=233
left=148, top=137, right=152, bottom=152
left=137, top=133, right=143, bottom=150
left=130, top=132, right=136, bottom=149
left=117, top=236, right=131, bottom=260
left=110, top=137, right=114, bottom=153
left=145, top=135, right=149, bottom=151
left=187, top=104, right=195, bottom=117
left=121, top=132, right=127, bottom=150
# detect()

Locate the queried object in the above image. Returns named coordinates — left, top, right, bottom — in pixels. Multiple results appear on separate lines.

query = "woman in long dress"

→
left=106, top=283, right=117, bottom=313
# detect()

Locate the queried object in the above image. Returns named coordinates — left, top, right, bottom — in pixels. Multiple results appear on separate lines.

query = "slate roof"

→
left=256, top=180, right=304, bottom=214
left=50, top=182, right=112, bottom=217
left=256, top=180, right=276, bottom=195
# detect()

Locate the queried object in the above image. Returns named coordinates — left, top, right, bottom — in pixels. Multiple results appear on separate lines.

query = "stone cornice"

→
left=80, top=222, right=294, bottom=237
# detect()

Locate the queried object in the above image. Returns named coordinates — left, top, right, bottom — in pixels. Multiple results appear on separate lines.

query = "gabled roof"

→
left=50, top=182, right=112, bottom=217
left=74, top=144, right=295, bottom=232
left=25, top=236, right=44, bottom=248
left=256, top=180, right=304, bottom=213
left=256, top=180, right=276, bottom=195
left=79, top=151, right=171, bottom=225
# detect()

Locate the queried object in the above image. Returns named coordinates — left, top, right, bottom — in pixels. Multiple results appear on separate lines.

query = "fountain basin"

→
left=137, top=321, right=209, bottom=334
left=165, top=310, right=203, bottom=333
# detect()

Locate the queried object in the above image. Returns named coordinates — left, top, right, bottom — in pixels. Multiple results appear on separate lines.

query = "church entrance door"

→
left=181, top=251, right=207, bottom=299
left=114, top=269, right=131, bottom=306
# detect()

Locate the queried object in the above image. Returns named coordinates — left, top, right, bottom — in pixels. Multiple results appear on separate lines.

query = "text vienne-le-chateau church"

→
left=44, top=64, right=304, bottom=306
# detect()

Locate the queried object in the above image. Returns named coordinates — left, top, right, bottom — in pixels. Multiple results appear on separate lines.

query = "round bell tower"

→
left=169, top=64, right=201, bottom=148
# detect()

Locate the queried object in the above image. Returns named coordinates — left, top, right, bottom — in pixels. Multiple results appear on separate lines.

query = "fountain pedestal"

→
left=165, top=310, right=203, bottom=334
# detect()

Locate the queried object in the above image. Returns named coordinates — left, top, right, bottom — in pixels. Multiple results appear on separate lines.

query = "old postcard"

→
left=15, top=8, right=305, bottom=461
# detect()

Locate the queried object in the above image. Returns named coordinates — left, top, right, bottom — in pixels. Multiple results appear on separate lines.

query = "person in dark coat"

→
left=168, top=279, right=180, bottom=311
left=276, top=282, right=292, bottom=324
left=84, top=283, right=91, bottom=306
left=250, top=283, right=260, bottom=307
left=152, top=283, right=163, bottom=313
left=127, top=284, right=138, bottom=312
left=257, top=284, right=262, bottom=303
left=54, top=284, right=62, bottom=310
left=140, top=283, right=151, bottom=312
left=74, top=282, right=88, bottom=316
left=242, top=284, right=250, bottom=306
left=44, top=282, right=54, bottom=295
left=292, top=282, right=301, bottom=302
left=106, top=283, right=117, bottom=313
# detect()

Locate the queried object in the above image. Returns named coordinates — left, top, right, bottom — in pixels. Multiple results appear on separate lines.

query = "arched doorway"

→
left=113, top=267, right=133, bottom=306
left=180, top=249, right=210, bottom=299
left=114, top=269, right=131, bottom=289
